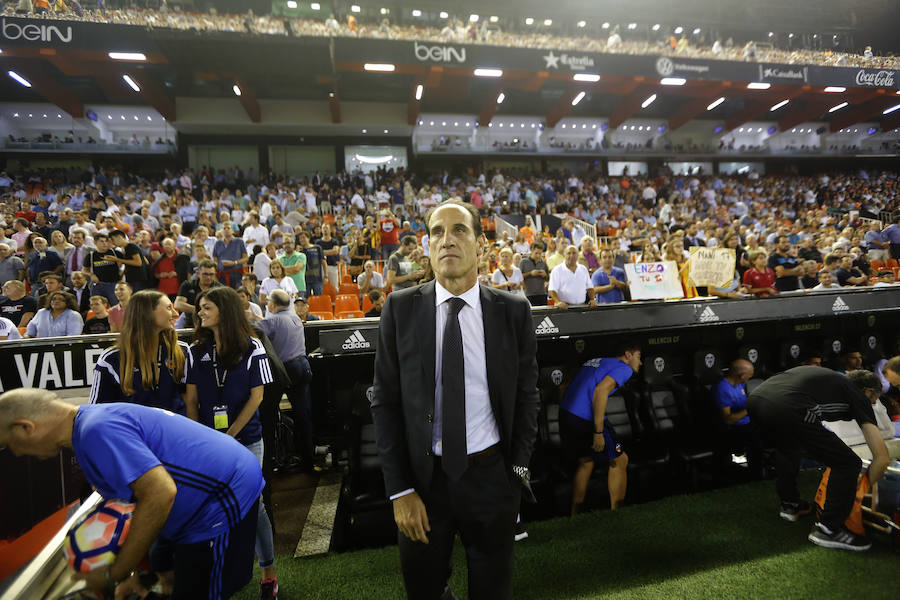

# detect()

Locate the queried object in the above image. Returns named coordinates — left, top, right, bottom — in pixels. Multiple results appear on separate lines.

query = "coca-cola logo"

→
left=854, top=69, right=896, bottom=87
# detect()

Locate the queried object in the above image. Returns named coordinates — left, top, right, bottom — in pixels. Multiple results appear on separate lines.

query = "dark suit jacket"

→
left=372, top=280, right=540, bottom=497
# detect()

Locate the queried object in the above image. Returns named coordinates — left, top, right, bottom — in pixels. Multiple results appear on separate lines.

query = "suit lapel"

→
left=480, top=286, right=504, bottom=419
left=417, top=281, right=437, bottom=410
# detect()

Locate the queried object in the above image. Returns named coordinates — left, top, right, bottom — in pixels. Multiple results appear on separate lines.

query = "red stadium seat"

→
left=335, top=294, right=360, bottom=313
left=307, top=295, right=333, bottom=313
left=886, top=258, right=899, bottom=270
left=339, top=283, right=360, bottom=297
left=361, top=293, right=374, bottom=313
left=870, top=259, right=884, bottom=271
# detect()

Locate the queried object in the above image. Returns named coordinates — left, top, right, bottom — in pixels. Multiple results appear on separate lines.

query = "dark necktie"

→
left=442, top=297, right=467, bottom=481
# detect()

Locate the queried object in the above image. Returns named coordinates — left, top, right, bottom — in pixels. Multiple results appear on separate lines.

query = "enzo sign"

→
left=413, top=41, right=466, bottom=63
left=1, top=17, right=72, bottom=43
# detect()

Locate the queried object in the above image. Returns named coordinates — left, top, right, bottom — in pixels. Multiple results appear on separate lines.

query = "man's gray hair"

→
left=268, top=289, right=292, bottom=308
left=0, top=388, right=61, bottom=441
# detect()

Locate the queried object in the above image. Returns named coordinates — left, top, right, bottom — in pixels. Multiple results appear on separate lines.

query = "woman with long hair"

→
left=259, top=259, right=298, bottom=307
left=89, top=290, right=188, bottom=411
left=49, top=229, right=74, bottom=265
left=183, top=287, right=279, bottom=598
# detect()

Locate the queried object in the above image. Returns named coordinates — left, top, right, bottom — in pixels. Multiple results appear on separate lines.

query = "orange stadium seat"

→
left=322, top=282, right=337, bottom=303
left=307, top=295, right=333, bottom=313
left=336, top=310, right=365, bottom=319
left=361, top=294, right=374, bottom=313
left=335, top=294, right=360, bottom=313
left=886, top=258, right=899, bottom=270
left=870, top=259, right=884, bottom=271
left=309, top=311, right=333, bottom=321
left=339, top=283, right=359, bottom=297
left=341, top=273, right=353, bottom=284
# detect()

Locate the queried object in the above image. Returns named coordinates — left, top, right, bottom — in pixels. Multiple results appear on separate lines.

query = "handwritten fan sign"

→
left=625, top=261, right=684, bottom=300
left=688, top=247, right=736, bottom=287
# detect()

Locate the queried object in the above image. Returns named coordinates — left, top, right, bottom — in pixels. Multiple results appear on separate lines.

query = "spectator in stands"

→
left=357, top=260, right=384, bottom=297
left=83, top=296, right=111, bottom=334
left=549, top=246, right=598, bottom=309
left=241, top=273, right=262, bottom=306
left=278, top=236, right=307, bottom=298
left=545, top=239, right=565, bottom=271
left=253, top=243, right=276, bottom=281
left=713, top=359, right=763, bottom=478
left=561, top=342, right=642, bottom=515
left=108, top=281, right=133, bottom=333
left=11, top=219, right=31, bottom=255
left=83, top=233, right=119, bottom=307
left=27, top=236, right=64, bottom=286
left=25, top=291, right=83, bottom=338
left=108, top=229, right=151, bottom=293
left=864, top=224, right=889, bottom=262
left=65, top=228, right=90, bottom=283
left=242, top=212, right=269, bottom=252
left=492, top=247, right=525, bottom=296
left=293, top=297, right=319, bottom=322
left=767, top=236, right=803, bottom=292
left=873, top=270, right=896, bottom=287
left=834, top=255, right=868, bottom=286
left=578, top=237, right=601, bottom=275
left=747, top=368, right=889, bottom=551
left=258, top=289, right=314, bottom=473
left=592, top=248, right=627, bottom=303
left=153, top=238, right=189, bottom=302
left=811, top=270, right=840, bottom=290
left=519, top=241, right=549, bottom=306
left=0, top=243, right=25, bottom=285
left=797, top=236, right=823, bottom=263
left=238, top=288, right=264, bottom=321
left=0, top=315, right=21, bottom=340
left=213, top=224, right=249, bottom=289
left=259, top=259, right=298, bottom=307
left=0, top=280, right=36, bottom=328
left=37, top=273, right=70, bottom=309
left=364, top=289, right=384, bottom=317
left=385, top=235, right=419, bottom=292
left=298, top=231, right=326, bottom=297
left=174, top=259, right=223, bottom=329
left=183, top=287, right=278, bottom=598
left=800, top=260, right=819, bottom=289
left=316, top=224, right=341, bottom=287
left=49, top=230, right=74, bottom=267
left=69, top=271, right=91, bottom=315
left=742, top=250, right=777, bottom=297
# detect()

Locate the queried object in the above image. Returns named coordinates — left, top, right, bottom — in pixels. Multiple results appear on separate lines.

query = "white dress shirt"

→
left=433, top=280, right=500, bottom=456
left=389, top=280, right=501, bottom=501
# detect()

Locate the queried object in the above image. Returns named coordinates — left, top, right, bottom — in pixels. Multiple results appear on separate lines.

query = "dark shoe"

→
left=779, top=500, right=812, bottom=522
left=808, top=522, right=871, bottom=551
left=514, top=521, right=529, bottom=542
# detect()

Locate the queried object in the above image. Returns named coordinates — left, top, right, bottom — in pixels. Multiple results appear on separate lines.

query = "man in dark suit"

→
left=69, top=270, right=92, bottom=316
left=372, top=200, right=540, bottom=600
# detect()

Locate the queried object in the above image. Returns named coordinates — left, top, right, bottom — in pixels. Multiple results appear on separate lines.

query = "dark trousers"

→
left=748, top=397, right=861, bottom=531
left=284, top=356, right=314, bottom=463
left=730, top=423, right=765, bottom=480
left=890, top=243, right=900, bottom=260
left=158, top=498, right=258, bottom=600
left=398, top=452, right=519, bottom=600
left=90, top=281, right=118, bottom=306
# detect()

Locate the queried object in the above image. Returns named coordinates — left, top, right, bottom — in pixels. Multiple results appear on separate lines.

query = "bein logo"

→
left=2, top=18, right=73, bottom=43
left=414, top=41, right=466, bottom=64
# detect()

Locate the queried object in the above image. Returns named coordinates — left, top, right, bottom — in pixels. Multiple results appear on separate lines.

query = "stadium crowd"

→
left=0, top=163, right=898, bottom=339
left=3, top=3, right=897, bottom=70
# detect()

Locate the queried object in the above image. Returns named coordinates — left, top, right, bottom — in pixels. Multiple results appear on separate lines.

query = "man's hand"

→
left=393, top=492, right=430, bottom=544
left=555, top=301, right=568, bottom=310
left=592, top=432, right=606, bottom=452
left=114, top=571, right=147, bottom=600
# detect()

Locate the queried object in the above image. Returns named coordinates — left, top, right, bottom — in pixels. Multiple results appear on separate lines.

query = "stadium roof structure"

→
left=0, top=16, right=898, bottom=135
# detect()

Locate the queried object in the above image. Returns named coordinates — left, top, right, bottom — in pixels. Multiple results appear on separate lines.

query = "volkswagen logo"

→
left=655, top=57, right=674, bottom=76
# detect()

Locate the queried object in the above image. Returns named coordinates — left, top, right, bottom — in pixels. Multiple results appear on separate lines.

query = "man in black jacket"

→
left=372, top=201, right=540, bottom=600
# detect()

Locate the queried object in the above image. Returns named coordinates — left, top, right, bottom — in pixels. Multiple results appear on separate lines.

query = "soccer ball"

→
left=63, top=499, right=134, bottom=573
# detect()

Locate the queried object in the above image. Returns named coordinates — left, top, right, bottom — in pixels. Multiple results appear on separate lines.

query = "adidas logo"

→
left=535, top=316, right=559, bottom=335
left=698, top=306, right=720, bottom=323
left=831, top=297, right=849, bottom=312
left=200, top=353, right=212, bottom=362
left=341, top=330, right=371, bottom=350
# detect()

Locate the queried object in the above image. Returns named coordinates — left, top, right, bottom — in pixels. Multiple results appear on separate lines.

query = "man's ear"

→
left=10, top=419, right=35, bottom=438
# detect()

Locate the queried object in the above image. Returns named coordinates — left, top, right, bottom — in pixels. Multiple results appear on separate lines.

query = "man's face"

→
left=777, top=237, right=791, bottom=253
left=840, top=256, right=853, bottom=270
left=89, top=297, right=107, bottom=315
left=198, top=267, right=217, bottom=286
left=428, top=205, right=479, bottom=282
left=373, top=295, right=385, bottom=310
left=295, top=301, right=309, bottom=318
left=530, top=247, right=544, bottom=262
left=843, top=352, right=863, bottom=371
left=818, top=271, right=834, bottom=286
left=33, top=238, right=47, bottom=252
left=583, top=238, right=594, bottom=253
left=0, top=245, right=10, bottom=260
left=600, top=250, right=614, bottom=269
left=162, top=239, right=176, bottom=254
left=624, top=350, right=643, bottom=372
left=884, top=368, right=900, bottom=388
left=70, top=232, right=84, bottom=247
left=564, top=246, right=579, bottom=267
left=283, top=239, right=295, bottom=254
left=43, top=278, right=61, bottom=292
left=71, top=273, right=86, bottom=288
